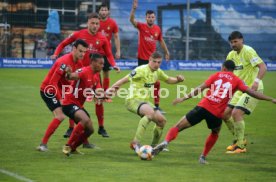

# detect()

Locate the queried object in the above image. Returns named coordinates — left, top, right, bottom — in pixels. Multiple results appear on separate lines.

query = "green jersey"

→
left=126, top=65, right=169, bottom=101
left=226, top=45, right=263, bottom=88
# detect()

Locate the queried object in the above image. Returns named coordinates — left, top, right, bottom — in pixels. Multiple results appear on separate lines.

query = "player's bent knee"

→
left=56, top=114, right=66, bottom=121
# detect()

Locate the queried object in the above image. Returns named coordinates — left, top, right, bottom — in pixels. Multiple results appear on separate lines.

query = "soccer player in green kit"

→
left=223, top=31, right=267, bottom=153
left=110, top=52, right=184, bottom=153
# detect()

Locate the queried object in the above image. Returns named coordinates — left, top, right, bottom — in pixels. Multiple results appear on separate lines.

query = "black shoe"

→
left=83, top=143, right=96, bottom=149
left=98, top=127, right=109, bottom=137
left=154, top=107, right=166, bottom=114
left=63, top=127, right=73, bottom=138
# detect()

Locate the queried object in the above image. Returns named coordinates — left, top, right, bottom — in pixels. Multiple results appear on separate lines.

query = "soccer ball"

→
left=138, top=145, right=153, bottom=160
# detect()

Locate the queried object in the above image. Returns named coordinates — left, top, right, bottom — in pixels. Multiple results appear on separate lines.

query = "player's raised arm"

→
left=130, top=0, right=138, bottom=27
left=173, top=83, right=208, bottom=105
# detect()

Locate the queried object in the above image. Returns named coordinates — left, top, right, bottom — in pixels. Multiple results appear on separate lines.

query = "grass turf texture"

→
left=0, top=69, right=276, bottom=182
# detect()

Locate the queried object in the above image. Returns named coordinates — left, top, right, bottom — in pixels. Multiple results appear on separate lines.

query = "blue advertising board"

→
left=0, top=58, right=276, bottom=71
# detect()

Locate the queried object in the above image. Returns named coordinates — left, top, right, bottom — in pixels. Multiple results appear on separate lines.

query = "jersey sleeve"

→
left=205, top=73, right=218, bottom=87
left=245, top=48, right=263, bottom=67
left=157, top=27, right=162, bottom=41
left=48, top=62, right=68, bottom=100
left=102, top=38, right=116, bottom=66
left=128, top=68, right=143, bottom=81
left=113, top=20, right=119, bottom=34
left=237, top=78, right=249, bottom=92
left=53, top=32, right=77, bottom=56
left=136, top=22, right=142, bottom=30
left=76, top=67, right=86, bottom=80
left=157, top=69, right=169, bottom=82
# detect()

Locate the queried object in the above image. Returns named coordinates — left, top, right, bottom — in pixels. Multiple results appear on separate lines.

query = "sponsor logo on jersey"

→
left=235, top=65, right=243, bottom=70
left=144, top=83, right=154, bottom=88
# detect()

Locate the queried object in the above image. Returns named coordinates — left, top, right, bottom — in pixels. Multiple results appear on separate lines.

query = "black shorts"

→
left=103, top=56, right=112, bottom=71
left=40, top=91, right=61, bottom=111
left=62, top=104, right=90, bottom=123
left=186, top=106, right=222, bottom=129
left=138, top=58, right=149, bottom=66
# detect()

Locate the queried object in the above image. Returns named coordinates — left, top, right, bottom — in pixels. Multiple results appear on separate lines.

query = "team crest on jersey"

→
left=96, top=40, right=100, bottom=45
left=59, top=64, right=67, bottom=71
left=130, top=70, right=136, bottom=77
left=107, top=26, right=110, bottom=30
left=154, top=33, right=158, bottom=37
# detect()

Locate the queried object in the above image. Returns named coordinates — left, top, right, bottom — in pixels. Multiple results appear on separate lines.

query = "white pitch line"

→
left=0, top=168, right=33, bottom=182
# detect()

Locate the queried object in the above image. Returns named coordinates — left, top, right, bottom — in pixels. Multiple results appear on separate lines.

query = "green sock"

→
left=224, top=117, right=235, bottom=137
left=234, top=120, right=245, bottom=148
left=133, top=116, right=150, bottom=142
left=151, top=125, right=163, bottom=146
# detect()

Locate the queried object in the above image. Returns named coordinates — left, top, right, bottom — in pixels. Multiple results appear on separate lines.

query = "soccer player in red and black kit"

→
left=98, top=3, right=121, bottom=93
left=62, top=54, right=105, bottom=156
left=152, top=60, right=276, bottom=164
left=52, top=13, right=120, bottom=139
left=37, top=39, right=88, bottom=152
left=130, top=0, right=170, bottom=113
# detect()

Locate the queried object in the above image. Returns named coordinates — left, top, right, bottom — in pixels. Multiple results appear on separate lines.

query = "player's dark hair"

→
left=88, top=12, right=99, bottom=20
left=223, top=60, right=236, bottom=71
left=146, top=10, right=155, bottom=16
left=73, top=39, right=88, bottom=48
left=150, top=51, right=163, bottom=59
left=90, top=53, right=104, bottom=62
left=98, top=3, right=109, bottom=12
left=228, top=31, right=243, bottom=41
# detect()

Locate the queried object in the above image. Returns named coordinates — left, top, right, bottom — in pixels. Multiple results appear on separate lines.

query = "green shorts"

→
left=229, top=84, right=263, bottom=115
left=125, top=99, right=155, bottom=116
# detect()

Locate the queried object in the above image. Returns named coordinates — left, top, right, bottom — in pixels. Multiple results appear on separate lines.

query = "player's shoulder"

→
left=243, top=44, right=255, bottom=51
left=107, top=17, right=117, bottom=24
left=96, top=32, right=107, bottom=40
left=153, top=24, right=161, bottom=30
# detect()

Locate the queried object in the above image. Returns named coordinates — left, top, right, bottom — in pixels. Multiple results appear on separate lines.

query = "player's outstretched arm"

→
left=172, top=83, right=207, bottom=105
left=129, top=0, right=138, bottom=27
left=165, top=75, right=184, bottom=84
left=111, top=76, right=129, bottom=89
left=245, top=88, right=276, bottom=103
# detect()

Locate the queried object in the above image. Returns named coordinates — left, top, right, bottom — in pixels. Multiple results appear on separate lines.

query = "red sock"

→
left=71, top=132, right=88, bottom=150
left=154, top=81, right=160, bottom=106
left=69, top=119, right=75, bottom=128
left=67, top=122, right=84, bottom=147
left=103, top=78, right=110, bottom=91
left=165, top=127, right=179, bottom=142
left=95, top=103, right=104, bottom=127
left=42, top=118, right=62, bottom=144
left=202, top=132, right=219, bottom=157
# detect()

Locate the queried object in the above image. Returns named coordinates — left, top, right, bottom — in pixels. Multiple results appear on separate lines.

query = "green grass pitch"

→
left=0, top=69, right=276, bottom=182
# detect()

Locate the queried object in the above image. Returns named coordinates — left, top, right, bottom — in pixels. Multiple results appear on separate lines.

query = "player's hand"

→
left=132, top=0, right=138, bottom=9
left=113, top=66, right=121, bottom=73
left=172, top=98, right=184, bottom=105
left=251, top=81, right=259, bottom=91
left=176, top=75, right=184, bottom=82
left=50, top=55, right=58, bottom=60
left=115, top=51, right=121, bottom=59
left=65, top=66, right=72, bottom=74
left=105, top=86, right=119, bottom=98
